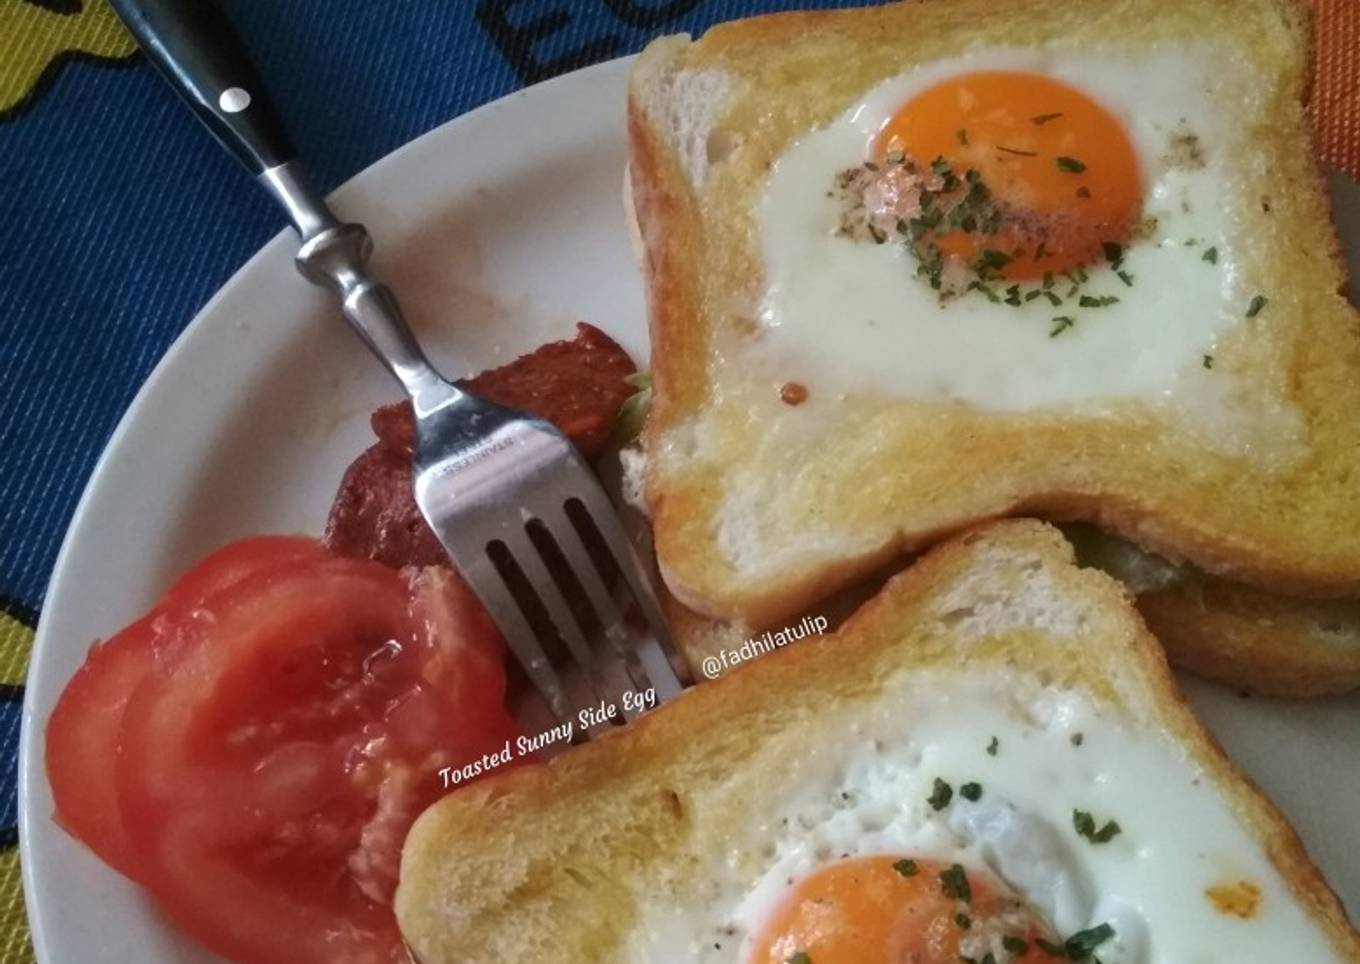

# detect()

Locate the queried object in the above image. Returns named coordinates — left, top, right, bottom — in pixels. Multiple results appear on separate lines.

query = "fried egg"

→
left=623, top=670, right=1338, bottom=963
left=753, top=48, right=1255, bottom=412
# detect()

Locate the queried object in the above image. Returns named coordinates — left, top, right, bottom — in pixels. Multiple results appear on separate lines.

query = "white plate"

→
left=18, top=57, right=1360, bottom=962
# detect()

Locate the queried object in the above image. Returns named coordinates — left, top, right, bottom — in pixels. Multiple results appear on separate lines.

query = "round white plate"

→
left=18, top=57, right=1360, bottom=962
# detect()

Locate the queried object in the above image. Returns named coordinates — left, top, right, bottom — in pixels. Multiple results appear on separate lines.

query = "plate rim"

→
left=16, top=53, right=635, bottom=962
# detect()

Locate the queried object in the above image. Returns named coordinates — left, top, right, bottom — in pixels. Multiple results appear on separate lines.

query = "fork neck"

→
left=258, top=160, right=464, bottom=413
left=258, top=161, right=339, bottom=241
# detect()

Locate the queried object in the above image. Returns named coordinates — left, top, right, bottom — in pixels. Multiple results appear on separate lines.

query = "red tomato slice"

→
left=116, top=555, right=519, bottom=964
left=160, top=535, right=325, bottom=613
left=46, top=615, right=157, bottom=879
left=46, top=536, right=323, bottom=881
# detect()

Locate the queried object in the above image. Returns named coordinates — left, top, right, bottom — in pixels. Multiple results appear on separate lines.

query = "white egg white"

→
left=623, top=670, right=1339, bottom=963
left=753, top=47, right=1257, bottom=416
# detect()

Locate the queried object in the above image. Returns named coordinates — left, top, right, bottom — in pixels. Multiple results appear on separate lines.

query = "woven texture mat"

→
left=1312, top=0, right=1360, bottom=179
left=0, top=0, right=1356, bottom=960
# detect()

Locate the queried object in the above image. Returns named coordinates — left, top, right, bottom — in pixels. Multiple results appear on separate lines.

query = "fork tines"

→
left=418, top=415, right=690, bottom=737
left=482, top=497, right=686, bottom=732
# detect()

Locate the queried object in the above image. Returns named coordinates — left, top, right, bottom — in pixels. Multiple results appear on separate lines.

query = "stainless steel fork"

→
left=110, top=0, right=690, bottom=727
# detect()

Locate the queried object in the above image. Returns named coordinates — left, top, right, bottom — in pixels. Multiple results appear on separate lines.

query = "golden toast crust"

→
left=630, top=0, right=1360, bottom=632
left=395, top=522, right=1360, bottom=962
left=1139, top=576, right=1360, bottom=696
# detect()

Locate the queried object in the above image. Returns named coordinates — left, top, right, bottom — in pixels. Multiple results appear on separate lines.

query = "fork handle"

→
left=109, top=0, right=462, bottom=409
left=108, top=0, right=292, bottom=175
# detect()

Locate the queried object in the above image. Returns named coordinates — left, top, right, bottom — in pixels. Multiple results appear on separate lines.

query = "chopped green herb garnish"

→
left=975, top=248, right=1013, bottom=276
left=1002, top=935, right=1030, bottom=955
left=986, top=736, right=999, bottom=756
left=968, top=281, right=1002, bottom=303
left=960, top=782, right=983, bottom=802
left=998, top=146, right=1038, bottom=157
left=1102, top=241, right=1123, bottom=265
left=915, top=244, right=945, bottom=291
left=1050, top=316, right=1075, bottom=337
left=931, top=156, right=952, bottom=177
left=955, top=912, right=973, bottom=929
left=1202, top=246, right=1218, bottom=264
left=787, top=952, right=811, bottom=964
left=1203, top=354, right=1214, bottom=369
left=1078, top=294, right=1119, bottom=308
left=1004, top=285, right=1023, bottom=307
left=1116, top=269, right=1134, bottom=287
left=893, top=858, right=919, bottom=878
left=1035, top=239, right=1049, bottom=261
left=1044, top=290, right=1063, bottom=307
left=1056, top=156, right=1087, bottom=173
left=928, top=778, right=953, bottom=811
left=1042, top=271, right=1055, bottom=290
left=1065, top=285, right=1079, bottom=299
left=1246, top=294, right=1268, bottom=318
left=1065, top=922, right=1116, bottom=960
left=1032, top=112, right=1064, bottom=125
left=957, top=128, right=969, bottom=145
left=939, top=863, right=972, bottom=902
left=1073, top=809, right=1123, bottom=844
left=1025, top=289, right=1042, bottom=302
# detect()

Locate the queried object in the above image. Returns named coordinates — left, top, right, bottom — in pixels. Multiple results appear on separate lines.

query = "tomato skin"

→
left=113, top=554, right=520, bottom=964
left=49, top=536, right=520, bottom=964
left=45, top=616, right=157, bottom=879
left=159, top=536, right=324, bottom=613
left=45, top=536, right=323, bottom=881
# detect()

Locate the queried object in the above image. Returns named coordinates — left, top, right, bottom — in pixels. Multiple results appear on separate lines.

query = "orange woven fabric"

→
left=1311, top=0, right=1360, bottom=179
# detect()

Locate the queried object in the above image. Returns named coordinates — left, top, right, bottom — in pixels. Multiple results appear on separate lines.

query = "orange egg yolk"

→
left=749, top=856, right=1055, bottom=964
left=874, top=71, right=1141, bottom=280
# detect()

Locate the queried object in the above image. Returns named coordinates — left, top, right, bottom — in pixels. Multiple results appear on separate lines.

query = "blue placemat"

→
left=0, top=1, right=876, bottom=957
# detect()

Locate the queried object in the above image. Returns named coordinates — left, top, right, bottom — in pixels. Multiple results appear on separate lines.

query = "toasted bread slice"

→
left=1140, top=580, right=1360, bottom=697
left=665, top=525, right=1360, bottom=697
left=395, top=521, right=1360, bottom=962
left=660, top=555, right=885, bottom=682
left=1066, top=524, right=1360, bottom=696
left=629, top=0, right=1360, bottom=630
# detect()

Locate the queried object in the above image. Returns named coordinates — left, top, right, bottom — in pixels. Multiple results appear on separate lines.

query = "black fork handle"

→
left=109, top=0, right=295, bottom=176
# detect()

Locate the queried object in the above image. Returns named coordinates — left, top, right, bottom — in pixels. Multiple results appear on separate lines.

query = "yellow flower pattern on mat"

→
left=0, top=848, right=32, bottom=964
left=0, top=0, right=136, bottom=117
left=0, top=612, right=32, bottom=689
left=0, top=610, right=33, bottom=964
